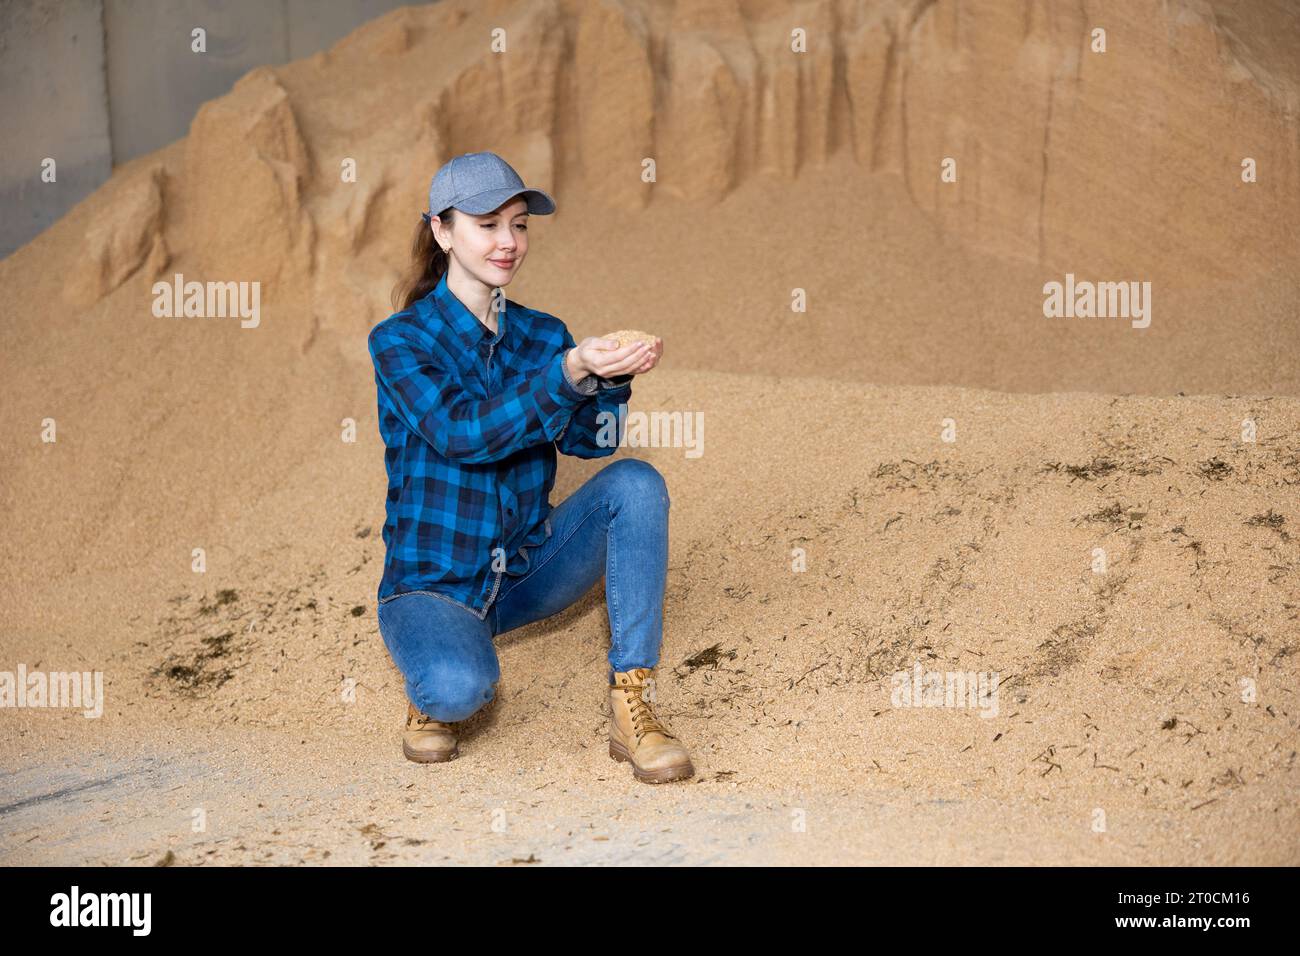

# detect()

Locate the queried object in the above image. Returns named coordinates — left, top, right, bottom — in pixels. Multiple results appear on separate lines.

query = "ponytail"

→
left=391, top=209, right=454, bottom=312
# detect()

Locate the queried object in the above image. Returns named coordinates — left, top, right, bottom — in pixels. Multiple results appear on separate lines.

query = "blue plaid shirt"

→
left=368, top=270, right=632, bottom=618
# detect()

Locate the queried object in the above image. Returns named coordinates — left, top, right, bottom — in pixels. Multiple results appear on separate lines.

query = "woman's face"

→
left=436, top=196, right=530, bottom=287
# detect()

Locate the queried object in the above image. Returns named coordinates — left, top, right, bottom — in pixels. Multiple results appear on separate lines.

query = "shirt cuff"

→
left=560, top=349, right=600, bottom=397
left=599, top=374, right=633, bottom=390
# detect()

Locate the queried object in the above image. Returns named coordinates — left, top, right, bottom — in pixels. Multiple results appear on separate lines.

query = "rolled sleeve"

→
left=599, top=374, right=633, bottom=390
left=561, top=348, right=601, bottom=397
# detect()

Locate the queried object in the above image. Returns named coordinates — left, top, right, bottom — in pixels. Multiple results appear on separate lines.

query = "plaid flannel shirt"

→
left=368, top=270, right=632, bottom=618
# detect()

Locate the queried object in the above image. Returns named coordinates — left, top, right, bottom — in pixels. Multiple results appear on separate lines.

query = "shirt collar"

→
left=430, top=269, right=508, bottom=350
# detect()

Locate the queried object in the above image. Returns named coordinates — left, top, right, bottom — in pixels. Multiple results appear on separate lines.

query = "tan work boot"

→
left=402, top=702, right=459, bottom=763
left=608, top=667, right=694, bottom=784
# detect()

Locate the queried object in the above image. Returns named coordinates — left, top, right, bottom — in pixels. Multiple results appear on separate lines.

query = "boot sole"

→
left=403, top=740, right=459, bottom=763
left=609, top=739, right=694, bottom=784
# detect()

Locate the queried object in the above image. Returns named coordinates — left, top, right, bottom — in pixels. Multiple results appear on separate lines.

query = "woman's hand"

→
left=570, top=335, right=663, bottom=379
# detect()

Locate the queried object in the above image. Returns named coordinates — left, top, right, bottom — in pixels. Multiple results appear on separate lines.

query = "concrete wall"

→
left=0, top=0, right=414, bottom=259
left=0, top=0, right=113, bottom=260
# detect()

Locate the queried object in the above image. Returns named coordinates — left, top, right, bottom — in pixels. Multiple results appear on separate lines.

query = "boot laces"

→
left=625, top=677, right=674, bottom=740
left=412, top=711, right=451, bottom=730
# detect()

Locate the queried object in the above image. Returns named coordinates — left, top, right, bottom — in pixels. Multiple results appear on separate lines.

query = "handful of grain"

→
left=601, top=329, right=658, bottom=349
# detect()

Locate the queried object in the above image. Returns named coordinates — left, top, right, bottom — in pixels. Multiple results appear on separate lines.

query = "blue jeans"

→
left=376, top=458, right=670, bottom=722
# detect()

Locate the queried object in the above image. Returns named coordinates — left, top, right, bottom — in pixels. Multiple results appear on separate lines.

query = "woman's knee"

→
left=410, top=661, right=497, bottom=722
left=602, top=458, right=669, bottom=508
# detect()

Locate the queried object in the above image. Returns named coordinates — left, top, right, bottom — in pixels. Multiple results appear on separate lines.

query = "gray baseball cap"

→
left=423, top=151, right=556, bottom=220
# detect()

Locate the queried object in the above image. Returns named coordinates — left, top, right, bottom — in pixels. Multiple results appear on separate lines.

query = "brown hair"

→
left=391, top=210, right=454, bottom=312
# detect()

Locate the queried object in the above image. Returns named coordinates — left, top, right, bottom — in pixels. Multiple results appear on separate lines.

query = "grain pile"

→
left=1, top=0, right=1296, bottom=865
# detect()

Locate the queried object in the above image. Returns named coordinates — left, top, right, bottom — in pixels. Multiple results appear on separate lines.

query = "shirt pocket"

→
left=500, top=339, right=558, bottom=392
left=440, top=340, right=491, bottom=399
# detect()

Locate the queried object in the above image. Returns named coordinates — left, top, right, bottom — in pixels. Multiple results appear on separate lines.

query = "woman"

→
left=367, top=152, right=692, bottom=784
